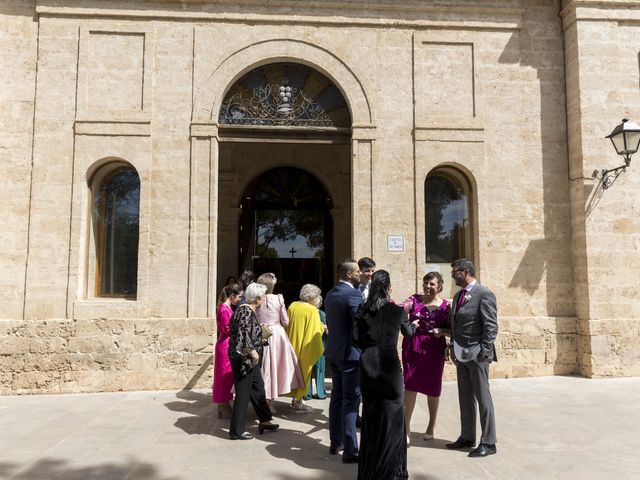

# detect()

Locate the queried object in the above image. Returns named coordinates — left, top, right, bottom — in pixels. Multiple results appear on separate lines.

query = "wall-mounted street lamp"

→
left=593, top=118, right=640, bottom=189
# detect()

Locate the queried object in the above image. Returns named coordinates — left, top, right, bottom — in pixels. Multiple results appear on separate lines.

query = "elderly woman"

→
left=255, top=273, right=304, bottom=414
left=304, top=294, right=327, bottom=400
left=286, top=284, right=326, bottom=412
left=228, top=282, right=279, bottom=440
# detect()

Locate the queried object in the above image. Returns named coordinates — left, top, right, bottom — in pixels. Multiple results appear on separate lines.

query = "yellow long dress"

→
left=286, top=301, right=325, bottom=401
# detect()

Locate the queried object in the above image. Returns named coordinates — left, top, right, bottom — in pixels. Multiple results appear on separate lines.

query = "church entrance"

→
left=239, top=167, right=333, bottom=301
left=215, top=62, right=352, bottom=303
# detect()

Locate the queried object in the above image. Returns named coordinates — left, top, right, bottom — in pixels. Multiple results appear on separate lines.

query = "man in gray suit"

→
left=446, top=258, right=498, bottom=458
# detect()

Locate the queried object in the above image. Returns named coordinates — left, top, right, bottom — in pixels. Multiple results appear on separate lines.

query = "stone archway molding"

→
left=192, top=38, right=373, bottom=127
left=188, top=39, right=376, bottom=318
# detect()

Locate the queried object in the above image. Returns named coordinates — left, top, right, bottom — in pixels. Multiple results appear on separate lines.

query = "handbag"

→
left=260, top=323, right=273, bottom=340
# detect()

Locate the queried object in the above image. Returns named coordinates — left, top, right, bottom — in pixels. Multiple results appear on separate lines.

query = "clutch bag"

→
left=260, top=324, right=273, bottom=340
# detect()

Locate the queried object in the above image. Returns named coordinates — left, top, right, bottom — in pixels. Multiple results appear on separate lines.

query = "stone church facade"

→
left=1, top=0, right=639, bottom=394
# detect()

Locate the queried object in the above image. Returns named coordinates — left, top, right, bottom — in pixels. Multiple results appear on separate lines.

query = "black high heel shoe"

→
left=258, top=422, right=280, bottom=434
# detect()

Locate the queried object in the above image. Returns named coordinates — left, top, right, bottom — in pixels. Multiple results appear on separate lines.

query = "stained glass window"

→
left=219, top=63, right=351, bottom=128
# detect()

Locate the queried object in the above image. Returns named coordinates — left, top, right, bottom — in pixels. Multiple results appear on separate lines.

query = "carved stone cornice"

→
left=561, top=0, right=640, bottom=28
left=35, top=0, right=523, bottom=30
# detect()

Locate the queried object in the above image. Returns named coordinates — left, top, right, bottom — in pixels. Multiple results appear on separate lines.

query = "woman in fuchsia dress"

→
left=213, top=283, right=243, bottom=418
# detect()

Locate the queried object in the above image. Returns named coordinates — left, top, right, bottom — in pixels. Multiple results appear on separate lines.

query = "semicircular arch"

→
left=193, top=38, right=372, bottom=126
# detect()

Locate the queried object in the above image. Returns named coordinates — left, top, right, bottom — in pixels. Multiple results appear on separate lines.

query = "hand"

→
left=401, top=300, right=412, bottom=312
left=477, top=353, right=490, bottom=363
left=446, top=345, right=460, bottom=365
left=250, top=350, right=259, bottom=367
left=432, top=328, right=442, bottom=337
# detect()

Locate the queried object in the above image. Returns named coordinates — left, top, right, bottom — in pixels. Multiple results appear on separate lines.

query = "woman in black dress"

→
left=353, top=270, right=416, bottom=480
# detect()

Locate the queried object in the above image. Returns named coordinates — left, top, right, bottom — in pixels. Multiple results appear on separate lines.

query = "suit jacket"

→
left=449, top=283, right=498, bottom=362
left=324, top=281, right=363, bottom=362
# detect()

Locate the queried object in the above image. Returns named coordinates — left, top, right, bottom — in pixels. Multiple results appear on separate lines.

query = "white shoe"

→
left=290, top=402, right=313, bottom=413
left=423, top=432, right=434, bottom=441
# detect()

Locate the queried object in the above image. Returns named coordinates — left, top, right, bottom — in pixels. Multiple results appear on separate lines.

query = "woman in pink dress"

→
left=255, top=273, right=304, bottom=414
left=213, top=283, right=243, bottom=418
left=401, top=271, right=451, bottom=444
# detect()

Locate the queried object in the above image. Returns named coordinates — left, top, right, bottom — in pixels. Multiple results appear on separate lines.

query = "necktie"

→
left=457, top=290, right=466, bottom=311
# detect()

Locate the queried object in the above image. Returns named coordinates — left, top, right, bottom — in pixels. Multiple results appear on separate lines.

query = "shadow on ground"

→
left=164, top=390, right=222, bottom=437
left=166, top=389, right=331, bottom=439
left=164, top=390, right=443, bottom=478
left=0, top=458, right=179, bottom=480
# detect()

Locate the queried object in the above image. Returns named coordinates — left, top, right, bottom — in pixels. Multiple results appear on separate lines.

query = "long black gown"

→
left=353, top=302, right=415, bottom=480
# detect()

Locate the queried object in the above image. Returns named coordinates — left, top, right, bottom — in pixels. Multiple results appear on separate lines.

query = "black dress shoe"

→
left=446, top=437, right=475, bottom=449
left=468, top=443, right=496, bottom=457
left=229, top=432, right=254, bottom=440
left=342, top=454, right=359, bottom=464
left=258, top=422, right=279, bottom=434
left=329, top=443, right=343, bottom=455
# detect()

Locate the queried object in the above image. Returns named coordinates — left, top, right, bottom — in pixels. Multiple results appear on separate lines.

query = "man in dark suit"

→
left=324, top=259, right=363, bottom=464
left=446, top=258, right=498, bottom=458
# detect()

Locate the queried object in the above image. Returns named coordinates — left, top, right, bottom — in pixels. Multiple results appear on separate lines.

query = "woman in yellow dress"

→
left=286, top=284, right=327, bottom=412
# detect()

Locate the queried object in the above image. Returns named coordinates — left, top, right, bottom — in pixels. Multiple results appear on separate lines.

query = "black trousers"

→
left=229, top=356, right=272, bottom=437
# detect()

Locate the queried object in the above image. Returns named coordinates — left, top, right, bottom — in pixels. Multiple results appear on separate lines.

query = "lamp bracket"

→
left=592, top=156, right=631, bottom=189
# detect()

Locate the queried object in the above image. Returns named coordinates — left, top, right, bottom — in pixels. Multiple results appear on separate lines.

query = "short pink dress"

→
left=401, top=296, right=450, bottom=397
left=212, top=303, right=234, bottom=403
left=256, top=294, right=304, bottom=400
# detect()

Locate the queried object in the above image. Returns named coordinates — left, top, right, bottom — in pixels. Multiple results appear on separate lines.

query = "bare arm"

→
left=278, top=294, right=290, bottom=327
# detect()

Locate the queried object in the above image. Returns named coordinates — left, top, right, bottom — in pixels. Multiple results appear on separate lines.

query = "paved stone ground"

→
left=0, top=376, right=639, bottom=480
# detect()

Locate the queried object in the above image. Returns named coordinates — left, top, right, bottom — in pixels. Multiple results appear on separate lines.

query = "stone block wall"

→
left=0, top=1, right=37, bottom=320
left=1, top=318, right=213, bottom=394
left=561, top=0, right=640, bottom=377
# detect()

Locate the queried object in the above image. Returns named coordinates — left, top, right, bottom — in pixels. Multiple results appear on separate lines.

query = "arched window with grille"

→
left=425, top=168, right=472, bottom=264
left=91, top=164, right=140, bottom=297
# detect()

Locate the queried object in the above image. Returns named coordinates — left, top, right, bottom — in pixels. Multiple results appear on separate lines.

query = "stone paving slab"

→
left=0, top=376, right=639, bottom=480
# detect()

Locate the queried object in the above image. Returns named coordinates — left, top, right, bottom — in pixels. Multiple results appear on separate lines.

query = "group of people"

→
left=212, top=271, right=327, bottom=439
left=212, top=257, right=499, bottom=479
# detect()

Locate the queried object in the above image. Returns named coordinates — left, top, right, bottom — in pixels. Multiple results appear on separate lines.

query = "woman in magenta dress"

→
left=213, top=283, right=243, bottom=418
left=401, top=271, right=451, bottom=444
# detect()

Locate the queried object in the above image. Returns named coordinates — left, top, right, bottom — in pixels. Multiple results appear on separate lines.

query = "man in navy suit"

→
left=324, top=259, right=363, bottom=464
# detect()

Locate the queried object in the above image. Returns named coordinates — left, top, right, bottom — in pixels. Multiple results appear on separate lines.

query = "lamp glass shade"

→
left=624, top=131, right=640, bottom=155
left=610, top=132, right=627, bottom=155
left=607, top=119, right=640, bottom=156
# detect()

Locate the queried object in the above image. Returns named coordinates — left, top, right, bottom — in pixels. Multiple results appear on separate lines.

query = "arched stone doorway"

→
left=215, top=62, right=353, bottom=303
left=238, top=167, right=334, bottom=299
